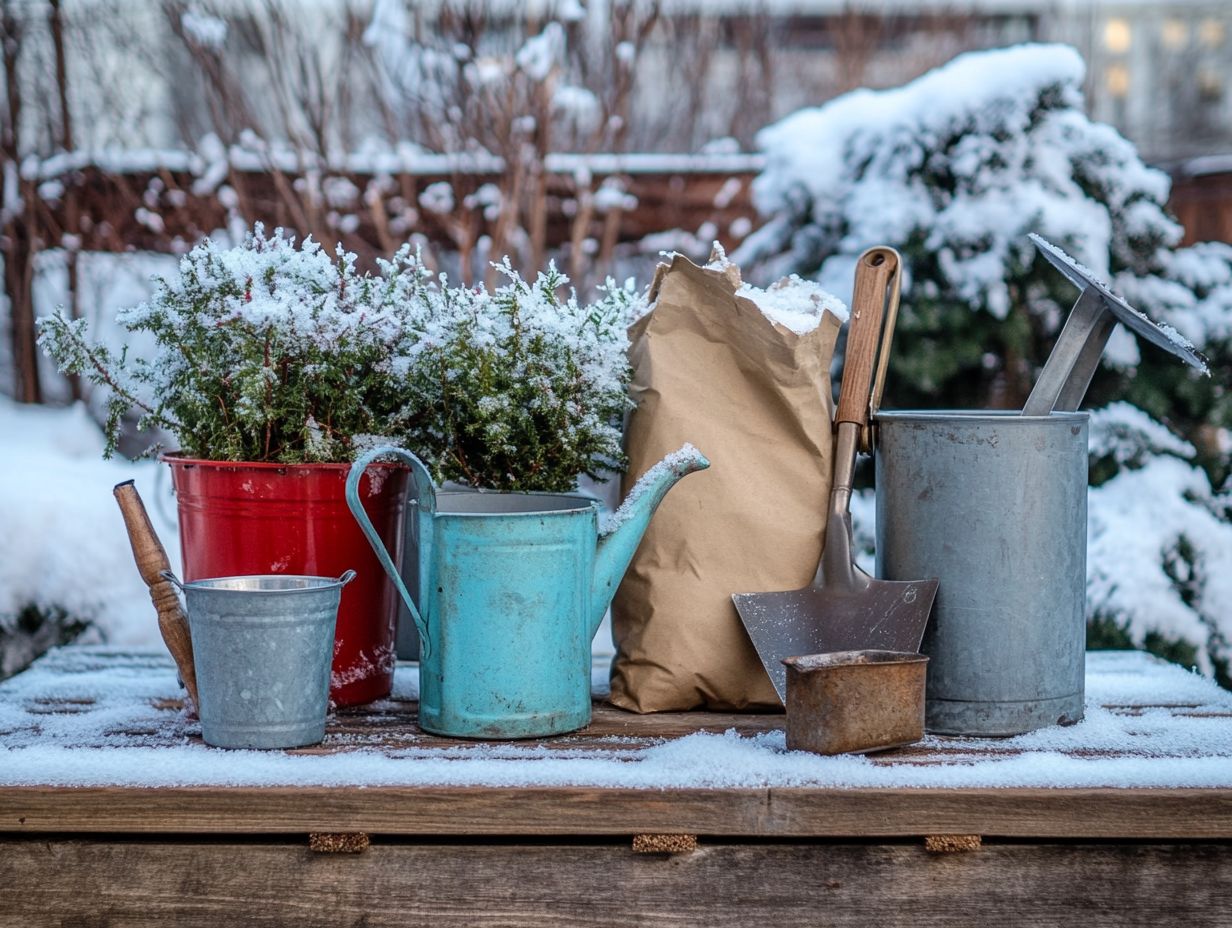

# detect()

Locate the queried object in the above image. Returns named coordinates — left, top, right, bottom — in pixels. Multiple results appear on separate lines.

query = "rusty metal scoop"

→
left=733, top=247, right=939, bottom=703
left=1023, top=233, right=1208, bottom=416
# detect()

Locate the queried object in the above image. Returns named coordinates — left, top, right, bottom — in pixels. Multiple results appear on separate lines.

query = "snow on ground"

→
left=0, top=648, right=1228, bottom=789
left=0, top=397, right=177, bottom=648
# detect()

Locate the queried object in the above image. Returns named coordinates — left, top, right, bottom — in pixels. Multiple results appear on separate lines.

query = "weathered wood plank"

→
left=3, top=786, right=1231, bottom=839
left=288, top=700, right=786, bottom=754
left=2, top=839, right=1230, bottom=927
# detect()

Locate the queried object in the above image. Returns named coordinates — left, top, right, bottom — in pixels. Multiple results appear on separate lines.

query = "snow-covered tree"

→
left=736, top=43, right=1232, bottom=683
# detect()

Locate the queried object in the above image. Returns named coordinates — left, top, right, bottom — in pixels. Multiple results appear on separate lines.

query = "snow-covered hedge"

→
left=738, top=43, right=1232, bottom=684
left=1086, top=404, right=1232, bottom=678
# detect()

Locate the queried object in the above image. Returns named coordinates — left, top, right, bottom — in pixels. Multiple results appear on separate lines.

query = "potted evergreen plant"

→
left=347, top=251, right=642, bottom=666
left=38, top=226, right=423, bottom=706
left=391, top=254, right=638, bottom=492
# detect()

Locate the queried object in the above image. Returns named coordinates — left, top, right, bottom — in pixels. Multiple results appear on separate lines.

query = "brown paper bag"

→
left=609, top=254, right=844, bottom=712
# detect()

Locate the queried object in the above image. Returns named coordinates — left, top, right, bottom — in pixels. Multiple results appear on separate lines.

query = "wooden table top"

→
left=1, top=646, right=1231, bottom=839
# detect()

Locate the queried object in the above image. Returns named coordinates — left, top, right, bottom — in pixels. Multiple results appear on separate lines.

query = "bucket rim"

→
left=161, top=452, right=408, bottom=472
left=432, top=490, right=600, bottom=518
left=876, top=409, right=1088, bottom=423
left=783, top=650, right=929, bottom=671
left=180, top=574, right=353, bottom=594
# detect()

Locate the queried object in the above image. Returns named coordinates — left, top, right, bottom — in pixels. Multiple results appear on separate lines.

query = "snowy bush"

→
left=37, top=226, right=423, bottom=463
left=737, top=43, right=1232, bottom=683
left=737, top=44, right=1226, bottom=433
left=386, top=252, right=635, bottom=492
left=1087, top=403, right=1232, bottom=684
left=37, top=225, right=635, bottom=489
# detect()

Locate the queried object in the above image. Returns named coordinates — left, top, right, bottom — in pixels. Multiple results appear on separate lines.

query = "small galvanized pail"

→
left=170, top=571, right=356, bottom=749
left=875, top=410, right=1088, bottom=736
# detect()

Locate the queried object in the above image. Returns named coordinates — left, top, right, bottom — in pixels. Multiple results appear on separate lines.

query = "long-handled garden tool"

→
left=733, top=247, right=939, bottom=703
left=114, top=480, right=199, bottom=711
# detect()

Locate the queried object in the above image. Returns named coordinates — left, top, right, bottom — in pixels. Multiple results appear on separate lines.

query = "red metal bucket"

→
left=165, top=456, right=408, bottom=707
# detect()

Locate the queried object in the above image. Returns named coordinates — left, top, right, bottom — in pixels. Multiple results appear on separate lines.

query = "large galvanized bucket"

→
left=179, top=572, right=355, bottom=749
left=875, top=410, right=1088, bottom=736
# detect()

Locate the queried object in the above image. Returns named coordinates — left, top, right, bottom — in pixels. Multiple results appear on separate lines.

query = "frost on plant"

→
left=387, top=252, right=634, bottom=493
left=38, top=228, right=635, bottom=490
left=37, top=225, right=424, bottom=463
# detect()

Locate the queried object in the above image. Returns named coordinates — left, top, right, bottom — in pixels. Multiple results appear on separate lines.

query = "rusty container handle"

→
left=113, top=480, right=200, bottom=710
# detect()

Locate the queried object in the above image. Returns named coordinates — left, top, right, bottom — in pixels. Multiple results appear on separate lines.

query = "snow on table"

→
left=1, top=647, right=1230, bottom=790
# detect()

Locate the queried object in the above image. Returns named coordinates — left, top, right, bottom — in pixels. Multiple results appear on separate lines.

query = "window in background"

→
left=1199, top=19, right=1226, bottom=49
left=1104, top=17, right=1132, bottom=54
left=1197, top=67, right=1224, bottom=103
left=1161, top=19, right=1188, bottom=51
left=1105, top=62, right=1130, bottom=98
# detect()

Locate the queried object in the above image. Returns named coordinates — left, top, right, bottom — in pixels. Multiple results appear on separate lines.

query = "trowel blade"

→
left=733, top=577, right=939, bottom=704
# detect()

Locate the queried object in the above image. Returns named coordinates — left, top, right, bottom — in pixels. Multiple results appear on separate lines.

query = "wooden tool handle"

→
left=113, top=481, right=199, bottom=711
left=835, top=248, right=899, bottom=429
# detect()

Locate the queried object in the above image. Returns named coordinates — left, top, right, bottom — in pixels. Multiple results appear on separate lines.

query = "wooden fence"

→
left=6, top=152, right=1231, bottom=403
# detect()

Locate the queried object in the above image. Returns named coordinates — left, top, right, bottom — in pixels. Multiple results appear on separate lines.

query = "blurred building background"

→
left=3, top=0, right=1232, bottom=403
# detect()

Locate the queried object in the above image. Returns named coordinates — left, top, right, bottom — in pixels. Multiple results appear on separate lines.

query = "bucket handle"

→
left=345, top=446, right=436, bottom=658
left=161, top=569, right=356, bottom=589
left=159, top=569, right=185, bottom=593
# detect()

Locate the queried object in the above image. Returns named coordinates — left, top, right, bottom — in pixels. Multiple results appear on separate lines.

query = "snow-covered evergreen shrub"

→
left=737, top=44, right=1225, bottom=441
left=1087, top=403, right=1232, bottom=685
left=387, top=252, right=635, bottom=492
left=737, top=43, right=1232, bottom=681
left=38, top=226, right=423, bottom=463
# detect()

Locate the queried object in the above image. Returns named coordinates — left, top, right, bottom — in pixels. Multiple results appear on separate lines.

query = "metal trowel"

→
left=733, top=247, right=939, bottom=704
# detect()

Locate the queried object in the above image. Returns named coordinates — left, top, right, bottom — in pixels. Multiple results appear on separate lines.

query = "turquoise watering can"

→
left=346, top=445, right=709, bottom=738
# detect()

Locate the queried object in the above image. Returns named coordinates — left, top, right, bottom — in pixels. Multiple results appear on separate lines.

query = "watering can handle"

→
left=345, top=446, right=437, bottom=658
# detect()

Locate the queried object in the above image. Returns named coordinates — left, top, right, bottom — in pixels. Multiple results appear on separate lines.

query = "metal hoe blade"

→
left=1023, top=233, right=1208, bottom=417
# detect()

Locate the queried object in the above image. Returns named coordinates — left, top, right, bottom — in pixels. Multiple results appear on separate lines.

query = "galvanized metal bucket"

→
left=875, top=410, right=1088, bottom=736
left=172, top=571, right=355, bottom=749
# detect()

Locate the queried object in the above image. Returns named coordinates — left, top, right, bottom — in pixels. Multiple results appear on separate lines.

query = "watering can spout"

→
left=589, top=445, right=710, bottom=636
